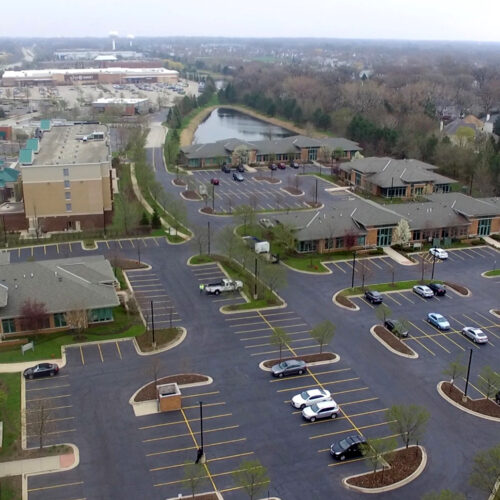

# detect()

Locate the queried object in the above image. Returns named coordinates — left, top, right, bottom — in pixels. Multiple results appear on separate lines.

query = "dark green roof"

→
left=40, top=119, right=51, bottom=131
left=26, top=138, right=39, bottom=151
left=19, top=148, right=34, bottom=165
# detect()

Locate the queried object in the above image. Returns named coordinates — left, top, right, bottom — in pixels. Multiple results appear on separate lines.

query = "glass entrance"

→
left=478, top=218, right=491, bottom=236
left=377, top=227, right=393, bottom=247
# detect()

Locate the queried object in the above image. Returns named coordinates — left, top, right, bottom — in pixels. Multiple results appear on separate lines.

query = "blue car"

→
left=427, top=313, right=450, bottom=330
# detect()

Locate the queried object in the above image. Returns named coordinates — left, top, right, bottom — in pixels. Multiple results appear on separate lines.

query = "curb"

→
left=436, top=381, right=500, bottom=423
left=279, top=187, right=304, bottom=197
left=132, top=327, right=187, bottom=356
left=490, top=309, right=500, bottom=319
left=129, top=376, right=213, bottom=417
left=280, top=260, right=331, bottom=275
left=481, top=270, right=500, bottom=278
left=343, top=446, right=427, bottom=494
left=369, top=325, right=418, bottom=359
left=180, top=191, right=203, bottom=202
left=259, top=354, right=339, bottom=372
left=166, top=492, right=224, bottom=500
left=332, top=291, right=359, bottom=311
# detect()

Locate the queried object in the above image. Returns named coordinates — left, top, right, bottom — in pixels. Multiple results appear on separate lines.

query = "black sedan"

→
left=271, top=359, right=307, bottom=377
left=384, top=319, right=409, bottom=338
left=330, top=434, right=367, bottom=461
left=364, top=289, right=383, bottom=304
left=428, top=282, right=446, bottom=296
left=23, top=363, right=59, bottom=380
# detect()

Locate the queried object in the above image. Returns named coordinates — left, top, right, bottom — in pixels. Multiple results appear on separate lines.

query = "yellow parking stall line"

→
left=293, top=344, right=324, bottom=350
left=429, top=327, right=466, bottom=352
left=56, top=243, right=60, bottom=254
left=331, top=387, right=369, bottom=397
left=472, top=311, right=498, bottom=325
left=301, top=407, right=388, bottom=427
left=181, top=390, right=220, bottom=399
left=384, top=294, right=401, bottom=306
left=25, top=404, right=72, bottom=413
left=404, top=335, right=436, bottom=356
left=328, top=456, right=366, bottom=467
left=97, top=343, right=104, bottom=362
left=397, top=292, right=414, bottom=304
left=153, top=237, right=160, bottom=246
left=183, top=402, right=225, bottom=410
left=150, top=451, right=254, bottom=473
left=26, top=384, right=71, bottom=392
left=409, top=321, right=450, bottom=353
left=116, top=341, right=122, bottom=359
left=333, top=262, right=347, bottom=273
left=261, top=311, right=298, bottom=318
left=105, top=240, right=110, bottom=248
left=26, top=394, right=71, bottom=403
left=339, top=397, right=379, bottom=406
left=271, top=367, right=351, bottom=383
left=277, top=378, right=360, bottom=393
left=28, top=481, right=84, bottom=493
left=451, top=251, right=465, bottom=260
left=79, top=346, right=84, bottom=365
left=225, top=314, right=260, bottom=322
left=143, top=425, right=239, bottom=443
left=467, top=247, right=483, bottom=256
left=449, top=315, right=467, bottom=327
left=264, top=317, right=303, bottom=324
left=46, top=416, right=75, bottom=423
left=344, top=261, right=353, bottom=269
left=142, top=238, right=148, bottom=247
left=147, top=437, right=246, bottom=457
left=310, top=419, right=395, bottom=440
left=460, top=378, right=487, bottom=398
left=236, top=327, right=273, bottom=335
left=139, top=413, right=232, bottom=431
left=27, top=428, right=76, bottom=437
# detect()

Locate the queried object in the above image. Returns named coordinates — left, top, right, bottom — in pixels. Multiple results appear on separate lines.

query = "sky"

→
left=2, top=0, right=500, bottom=42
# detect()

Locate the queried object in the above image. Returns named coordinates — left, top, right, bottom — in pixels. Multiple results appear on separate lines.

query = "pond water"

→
left=193, top=107, right=293, bottom=144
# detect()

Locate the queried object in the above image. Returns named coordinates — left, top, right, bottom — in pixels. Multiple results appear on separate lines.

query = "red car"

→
left=278, top=162, right=286, bottom=169
left=210, top=178, right=220, bottom=185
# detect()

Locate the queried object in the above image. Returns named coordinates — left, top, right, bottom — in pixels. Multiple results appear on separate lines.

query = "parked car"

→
left=429, top=247, right=448, bottom=260
left=384, top=319, right=409, bottom=338
left=291, top=388, right=332, bottom=409
left=23, top=363, right=59, bottom=380
left=268, top=163, right=277, bottom=171
left=302, top=400, right=340, bottom=421
left=271, top=359, right=307, bottom=378
left=277, top=162, right=286, bottom=169
left=413, top=285, right=434, bottom=298
left=462, top=327, right=488, bottom=344
left=233, top=172, right=244, bottom=182
left=495, top=391, right=500, bottom=405
left=330, top=434, right=367, bottom=461
left=364, top=290, right=383, bottom=304
left=291, top=161, right=300, bottom=169
left=236, top=164, right=245, bottom=172
left=427, top=313, right=450, bottom=330
left=428, top=282, right=446, bottom=296
left=204, top=278, right=243, bottom=295
left=221, top=164, right=231, bottom=173
left=210, top=178, right=219, bottom=185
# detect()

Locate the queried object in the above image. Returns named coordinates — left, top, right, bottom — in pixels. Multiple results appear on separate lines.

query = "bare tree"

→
left=191, top=224, right=208, bottom=255
left=27, top=400, right=52, bottom=449
left=270, top=327, right=291, bottom=361
left=20, top=299, right=49, bottom=333
left=232, top=459, right=270, bottom=500
left=260, top=262, right=287, bottom=295
left=442, top=356, right=466, bottom=391
left=183, top=462, right=205, bottom=498
left=362, top=437, right=397, bottom=479
left=477, top=366, right=500, bottom=400
left=386, top=404, right=430, bottom=449
left=309, top=320, right=335, bottom=353
left=65, top=310, right=89, bottom=340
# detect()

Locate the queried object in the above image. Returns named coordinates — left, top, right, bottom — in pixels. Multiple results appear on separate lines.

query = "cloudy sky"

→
left=3, top=0, right=500, bottom=41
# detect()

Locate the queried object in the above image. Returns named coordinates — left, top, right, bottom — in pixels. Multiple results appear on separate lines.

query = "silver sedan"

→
left=462, top=327, right=488, bottom=344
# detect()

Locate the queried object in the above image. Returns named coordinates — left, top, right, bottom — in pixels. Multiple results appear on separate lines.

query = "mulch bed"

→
left=282, top=186, right=303, bottom=195
left=336, top=294, right=357, bottom=309
left=442, top=382, right=500, bottom=418
left=347, top=447, right=422, bottom=488
left=254, top=175, right=280, bottom=184
left=307, top=201, right=322, bottom=208
left=135, top=327, right=182, bottom=353
left=262, top=352, right=337, bottom=368
left=134, top=374, right=210, bottom=402
left=173, top=179, right=186, bottom=186
left=373, top=325, right=414, bottom=355
left=177, top=495, right=218, bottom=500
left=183, top=190, right=202, bottom=200
left=443, top=281, right=468, bottom=295
left=114, top=258, right=148, bottom=270
left=200, top=207, right=214, bottom=214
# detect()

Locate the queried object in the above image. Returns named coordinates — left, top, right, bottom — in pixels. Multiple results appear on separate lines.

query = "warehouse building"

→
left=92, top=97, right=150, bottom=115
left=2, top=67, right=178, bottom=87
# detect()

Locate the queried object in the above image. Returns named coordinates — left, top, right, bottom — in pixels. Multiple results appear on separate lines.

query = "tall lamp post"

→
left=463, top=349, right=473, bottom=401
left=351, top=251, right=357, bottom=289
left=195, top=401, right=206, bottom=464
left=212, top=183, right=215, bottom=212
left=431, top=250, right=436, bottom=280
left=150, top=301, right=155, bottom=348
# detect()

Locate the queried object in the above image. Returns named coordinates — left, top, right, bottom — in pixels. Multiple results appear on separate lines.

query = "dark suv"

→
left=428, top=282, right=446, bottom=296
left=364, top=290, right=383, bottom=304
left=330, top=434, right=367, bottom=461
left=384, top=319, right=409, bottom=338
left=221, top=164, right=231, bottom=173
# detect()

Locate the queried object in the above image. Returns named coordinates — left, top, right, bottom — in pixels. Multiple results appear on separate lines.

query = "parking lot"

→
left=64, top=338, right=138, bottom=366
left=191, top=168, right=325, bottom=213
left=139, top=385, right=254, bottom=498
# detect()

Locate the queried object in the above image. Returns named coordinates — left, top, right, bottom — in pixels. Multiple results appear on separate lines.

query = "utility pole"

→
left=150, top=301, right=155, bottom=348
left=351, top=251, right=356, bottom=289
left=195, top=401, right=205, bottom=464
left=315, top=178, right=318, bottom=205
left=431, top=250, right=436, bottom=280
left=137, top=244, right=141, bottom=266
left=207, top=221, right=211, bottom=255
left=254, top=257, right=258, bottom=299
left=463, top=349, right=473, bottom=400
left=212, top=183, right=215, bottom=211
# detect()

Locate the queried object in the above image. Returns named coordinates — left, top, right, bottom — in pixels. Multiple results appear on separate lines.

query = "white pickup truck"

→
left=204, top=278, right=243, bottom=295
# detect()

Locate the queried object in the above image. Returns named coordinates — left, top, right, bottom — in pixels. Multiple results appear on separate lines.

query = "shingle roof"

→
left=427, top=193, right=500, bottom=218
left=391, top=201, right=469, bottom=230
left=341, top=157, right=455, bottom=188
left=0, top=255, right=119, bottom=319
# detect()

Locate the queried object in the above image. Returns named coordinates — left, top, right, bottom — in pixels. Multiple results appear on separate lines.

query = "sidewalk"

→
left=483, top=235, right=500, bottom=249
left=383, top=246, right=415, bottom=266
left=0, top=451, right=76, bottom=478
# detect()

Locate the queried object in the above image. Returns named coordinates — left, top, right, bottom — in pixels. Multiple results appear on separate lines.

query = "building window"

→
left=188, top=159, right=199, bottom=167
left=377, top=227, right=393, bottom=247
left=324, top=238, right=334, bottom=250
left=54, top=313, right=67, bottom=328
left=414, top=187, right=423, bottom=196
left=412, top=230, right=421, bottom=241
left=66, top=203, right=72, bottom=212
left=64, top=180, right=70, bottom=188
left=63, top=168, right=69, bottom=176
left=335, top=237, right=344, bottom=248
left=355, top=172, right=362, bottom=186
left=357, top=235, right=366, bottom=246
left=478, top=218, right=492, bottom=236
left=90, top=308, right=113, bottom=323
left=383, top=186, right=406, bottom=198
left=2, top=318, right=16, bottom=334
left=65, top=192, right=71, bottom=200
left=308, top=148, right=317, bottom=161
left=297, top=240, right=317, bottom=253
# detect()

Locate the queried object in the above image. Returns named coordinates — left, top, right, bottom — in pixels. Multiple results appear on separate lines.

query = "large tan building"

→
left=20, top=124, right=115, bottom=233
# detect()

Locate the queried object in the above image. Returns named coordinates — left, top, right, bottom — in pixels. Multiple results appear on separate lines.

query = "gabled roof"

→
left=391, top=201, right=469, bottom=230
left=0, top=255, right=119, bottom=320
left=427, top=193, right=500, bottom=218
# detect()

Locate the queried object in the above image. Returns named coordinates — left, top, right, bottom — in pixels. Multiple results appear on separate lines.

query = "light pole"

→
left=137, top=244, right=141, bottom=266
left=195, top=401, right=206, bottom=464
left=463, top=349, right=473, bottom=401
left=207, top=221, right=211, bottom=255
left=431, top=250, right=436, bottom=280
left=254, top=258, right=258, bottom=299
left=212, top=183, right=215, bottom=212
left=150, top=301, right=155, bottom=348
left=314, top=178, right=318, bottom=205
left=351, top=251, right=356, bottom=289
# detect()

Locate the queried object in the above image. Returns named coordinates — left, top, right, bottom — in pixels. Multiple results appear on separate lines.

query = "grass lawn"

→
left=339, top=279, right=442, bottom=296
left=189, top=255, right=215, bottom=265
left=0, top=308, right=145, bottom=363
left=166, top=234, right=185, bottom=243
left=484, top=269, right=500, bottom=276
left=0, top=476, right=21, bottom=500
left=135, top=327, right=182, bottom=352
left=0, top=373, right=21, bottom=460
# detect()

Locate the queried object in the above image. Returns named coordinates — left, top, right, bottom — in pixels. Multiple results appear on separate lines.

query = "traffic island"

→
left=437, top=382, right=500, bottom=421
left=259, top=352, right=338, bottom=372
left=343, top=446, right=426, bottom=493
left=134, top=327, right=184, bottom=354
left=443, top=281, right=470, bottom=296
left=370, top=325, right=417, bottom=359
left=281, top=186, right=303, bottom=196
left=332, top=291, right=358, bottom=310
left=180, top=190, right=202, bottom=201
left=166, top=493, right=223, bottom=500
left=254, top=175, right=281, bottom=184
